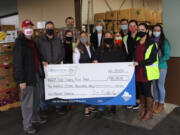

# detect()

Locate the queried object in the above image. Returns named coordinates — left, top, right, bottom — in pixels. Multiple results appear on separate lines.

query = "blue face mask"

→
left=80, top=37, right=88, bottom=44
left=121, top=25, right=128, bottom=30
left=153, top=32, right=161, bottom=37
left=96, top=26, right=103, bottom=32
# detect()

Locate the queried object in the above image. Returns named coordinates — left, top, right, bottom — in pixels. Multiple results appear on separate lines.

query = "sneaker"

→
left=89, top=107, right=97, bottom=113
left=126, top=106, right=133, bottom=109
left=84, top=112, right=90, bottom=117
left=24, top=126, right=37, bottom=134
left=32, top=118, right=47, bottom=125
left=132, top=104, right=141, bottom=110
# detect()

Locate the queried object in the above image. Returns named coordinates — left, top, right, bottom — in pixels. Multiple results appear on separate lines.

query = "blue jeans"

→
left=153, top=69, right=167, bottom=104
left=39, top=78, right=62, bottom=110
left=39, top=78, right=48, bottom=110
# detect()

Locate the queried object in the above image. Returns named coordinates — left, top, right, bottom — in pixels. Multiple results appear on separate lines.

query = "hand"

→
left=133, top=62, right=139, bottom=66
left=93, top=60, right=98, bottom=63
left=19, top=83, right=26, bottom=90
left=42, top=61, right=48, bottom=66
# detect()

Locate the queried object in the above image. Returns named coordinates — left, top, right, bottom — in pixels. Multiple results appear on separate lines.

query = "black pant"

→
left=136, top=81, right=152, bottom=98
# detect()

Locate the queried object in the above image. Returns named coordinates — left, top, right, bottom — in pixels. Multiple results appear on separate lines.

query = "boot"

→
left=156, top=103, right=164, bottom=113
left=153, top=102, right=159, bottom=113
left=142, top=97, right=153, bottom=120
left=138, top=95, right=146, bottom=119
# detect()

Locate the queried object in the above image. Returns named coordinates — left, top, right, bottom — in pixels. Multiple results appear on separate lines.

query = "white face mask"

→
left=153, top=32, right=161, bottom=37
left=24, top=28, right=33, bottom=36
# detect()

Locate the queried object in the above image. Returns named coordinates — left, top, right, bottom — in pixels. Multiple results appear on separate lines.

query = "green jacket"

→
left=159, top=39, right=171, bottom=69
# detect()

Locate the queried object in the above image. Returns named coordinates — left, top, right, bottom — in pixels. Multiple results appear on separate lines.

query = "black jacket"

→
left=13, top=34, right=41, bottom=85
left=90, top=31, right=104, bottom=51
left=119, top=30, right=129, bottom=38
left=122, top=33, right=138, bottom=61
left=79, top=45, right=95, bottom=63
left=95, top=45, right=127, bottom=63
left=64, top=42, right=73, bottom=64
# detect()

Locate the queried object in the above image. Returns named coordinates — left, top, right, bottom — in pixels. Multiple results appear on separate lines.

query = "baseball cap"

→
left=21, top=19, right=34, bottom=28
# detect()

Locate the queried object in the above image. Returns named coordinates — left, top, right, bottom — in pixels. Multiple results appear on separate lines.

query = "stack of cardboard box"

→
left=0, top=25, right=20, bottom=111
left=94, top=8, right=163, bottom=32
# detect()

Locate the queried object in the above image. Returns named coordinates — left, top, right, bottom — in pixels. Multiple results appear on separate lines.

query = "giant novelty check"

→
left=44, top=63, right=136, bottom=105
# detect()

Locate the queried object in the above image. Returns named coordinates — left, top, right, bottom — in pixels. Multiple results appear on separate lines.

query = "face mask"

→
left=96, top=26, right=103, bottom=32
left=24, top=28, right=33, bottom=36
left=104, top=38, right=114, bottom=45
left=80, top=37, right=88, bottom=44
left=65, top=36, right=73, bottom=42
left=46, top=29, right=54, bottom=36
left=137, top=31, right=147, bottom=38
left=153, top=32, right=161, bottom=37
left=121, top=25, right=128, bottom=30
left=129, top=27, right=137, bottom=33
left=67, top=24, right=74, bottom=29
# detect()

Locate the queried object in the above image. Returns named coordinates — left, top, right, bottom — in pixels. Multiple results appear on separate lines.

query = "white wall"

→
left=163, top=0, right=180, bottom=57
left=17, top=0, right=75, bottom=29
left=0, top=15, right=19, bottom=29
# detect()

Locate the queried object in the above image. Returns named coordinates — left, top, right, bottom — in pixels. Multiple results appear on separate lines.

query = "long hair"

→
left=151, top=24, right=166, bottom=56
left=101, top=31, right=117, bottom=52
left=138, top=23, right=150, bottom=46
left=76, top=31, right=89, bottom=53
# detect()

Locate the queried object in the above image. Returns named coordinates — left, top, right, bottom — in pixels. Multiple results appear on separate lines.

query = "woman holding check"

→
left=73, top=31, right=96, bottom=116
left=93, top=31, right=127, bottom=119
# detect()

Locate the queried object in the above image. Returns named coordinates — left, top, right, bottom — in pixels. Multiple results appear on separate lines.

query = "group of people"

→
left=13, top=16, right=170, bottom=134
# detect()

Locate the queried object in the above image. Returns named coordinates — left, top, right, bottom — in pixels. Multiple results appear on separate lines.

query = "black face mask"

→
left=137, top=31, right=147, bottom=38
left=65, top=36, right=73, bottom=42
left=46, top=29, right=54, bottom=36
left=104, top=38, right=114, bottom=45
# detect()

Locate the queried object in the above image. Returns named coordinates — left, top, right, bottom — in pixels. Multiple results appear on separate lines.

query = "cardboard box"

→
left=113, top=21, right=119, bottom=33
left=156, top=11, right=163, bottom=23
left=105, top=20, right=120, bottom=32
left=0, top=25, right=15, bottom=31
left=0, top=66, right=13, bottom=76
left=0, top=43, right=14, bottom=53
left=0, top=54, right=13, bottom=66
left=94, top=13, right=105, bottom=22
left=149, top=11, right=157, bottom=25
left=105, top=11, right=118, bottom=21
left=118, top=9, right=131, bottom=21
left=0, top=74, right=17, bottom=90
left=130, top=8, right=147, bottom=22
left=54, top=28, right=61, bottom=36
left=0, top=87, right=19, bottom=106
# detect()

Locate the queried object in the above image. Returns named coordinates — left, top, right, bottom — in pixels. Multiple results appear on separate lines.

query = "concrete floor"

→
left=106, top=103, right=178, bottom=130
left=0, top=103, right=180, bottom=135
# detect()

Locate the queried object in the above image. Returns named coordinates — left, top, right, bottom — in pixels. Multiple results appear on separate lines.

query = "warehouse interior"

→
left=0, top=0, right=180, bottom=135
